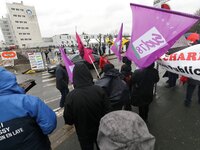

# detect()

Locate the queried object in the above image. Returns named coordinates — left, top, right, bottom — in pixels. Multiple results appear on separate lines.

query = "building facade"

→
left=0, top=1, right=42, bottom=48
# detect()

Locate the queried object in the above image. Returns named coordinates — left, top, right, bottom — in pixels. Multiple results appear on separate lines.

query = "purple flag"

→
left=60, top=48, right=74, bottom=83
left=126, top=3, right=200, bottom=68
left=111, top=23, right=123, bottom=61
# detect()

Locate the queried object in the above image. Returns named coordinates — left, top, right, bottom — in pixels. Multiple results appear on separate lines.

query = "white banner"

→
left=27, top=52, right=44, bottom=70
left=157, top=44, right=200, bottom=81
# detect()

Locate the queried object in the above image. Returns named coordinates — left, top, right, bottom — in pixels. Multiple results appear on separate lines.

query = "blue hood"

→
left=0, top=67, right=24, bottom=96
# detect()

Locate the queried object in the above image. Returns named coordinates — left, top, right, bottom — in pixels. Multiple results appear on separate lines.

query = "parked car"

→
left=47, top=53, right=100, bottom=74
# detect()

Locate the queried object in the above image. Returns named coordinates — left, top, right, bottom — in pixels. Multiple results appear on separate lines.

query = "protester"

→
left=99, top=53, right=110, bottom=77
left=121, top=56, right=132, bottom=88
left=63, top=63, right=111, bottom=150
left=163, top=71, right=179, bottom=88
left=131, top=62, right=159, bottom=122
left=184, top=78, right=200, bottom=107
left=44, top=49, right=49, bottom=63
left=55, top=60, right=69, bottom=108
left=97, top=110, right=155, bottom=150
left=95, top=64, right=130, bottom=111
left=0, top=67, right=57, bottom=150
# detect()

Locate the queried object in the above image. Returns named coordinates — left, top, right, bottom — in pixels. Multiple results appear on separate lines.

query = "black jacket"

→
left=63, top=63, right=111, bottom=142
left=55, top=64, right=69, bottom=90
left=131, top=64, right=159, bottom=106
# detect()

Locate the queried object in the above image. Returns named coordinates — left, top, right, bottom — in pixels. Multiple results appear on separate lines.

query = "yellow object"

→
left=25, top=69, right=35, bottom=74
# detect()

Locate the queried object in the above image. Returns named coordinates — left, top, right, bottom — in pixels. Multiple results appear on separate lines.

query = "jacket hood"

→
left=0, top=67, right=24, bottom=96
left=73, top=63, right=93, bottom=88
left=97, top=110, right=155, bottom=150
left=104, top=68, right=121, bottom=78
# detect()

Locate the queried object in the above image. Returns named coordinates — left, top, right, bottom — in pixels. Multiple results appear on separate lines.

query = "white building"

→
left=52, top=34, right=77, bottom=47
left=0, top=1, right=42, bottom=48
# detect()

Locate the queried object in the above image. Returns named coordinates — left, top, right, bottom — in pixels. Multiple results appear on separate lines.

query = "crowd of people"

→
left=1, top=48, right=200, bottom=149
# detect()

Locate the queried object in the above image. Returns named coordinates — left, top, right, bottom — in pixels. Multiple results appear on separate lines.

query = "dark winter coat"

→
left=131, top=64, right=159, bottom=106
left=63, top=63, right=111, bottom=143
left=55, top=64, right=69, bottom=90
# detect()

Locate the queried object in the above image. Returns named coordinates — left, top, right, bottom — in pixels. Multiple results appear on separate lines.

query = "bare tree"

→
left=188, top=8, right=200, bottom=33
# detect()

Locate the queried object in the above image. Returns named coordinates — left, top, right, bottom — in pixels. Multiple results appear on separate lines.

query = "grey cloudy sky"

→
left=0, top=0, right=199, bottom=41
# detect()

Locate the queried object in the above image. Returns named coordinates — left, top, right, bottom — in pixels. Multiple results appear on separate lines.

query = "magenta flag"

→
left=126, top=3, right=200, bottom=68
left=76, top=32, right=85, bottom=58
left=84, top=48, right=95, bottom=64
left=60, top=48, right=74, bottom=83
left=111, top=23, right=123, bottom=61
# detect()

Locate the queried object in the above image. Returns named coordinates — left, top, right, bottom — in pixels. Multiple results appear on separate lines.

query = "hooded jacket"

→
left=97, top=111, right=155, bottom=150
left=63, top=63, right=111, bottom=142
left=0, top=67, right=57, bottom=150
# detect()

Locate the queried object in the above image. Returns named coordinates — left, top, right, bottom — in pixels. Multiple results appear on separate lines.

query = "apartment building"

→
left=0, top=1, right=42, bottom=48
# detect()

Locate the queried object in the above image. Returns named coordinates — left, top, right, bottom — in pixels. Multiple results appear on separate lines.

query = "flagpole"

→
left=88, top=55, right=100, bottom=79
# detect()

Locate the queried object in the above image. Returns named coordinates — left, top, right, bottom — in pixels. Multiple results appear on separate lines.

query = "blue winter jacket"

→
left=0, top=67, right=57, bottom=150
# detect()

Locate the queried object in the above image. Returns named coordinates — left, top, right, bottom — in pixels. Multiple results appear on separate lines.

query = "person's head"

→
left=60, top=60, right=65, bottom=66
left=0, top=67, right=24, bottom=95
left=147, top=62, right=155, bottom=69
left=97, top=110, right=155, bottom=150
left=121, top=64, right=132, bottom=77
left=73, top=63, right=93, bottom=88
left=103, top=63, right=114, bottom=73
left=122, top=56, right=132, bottom=66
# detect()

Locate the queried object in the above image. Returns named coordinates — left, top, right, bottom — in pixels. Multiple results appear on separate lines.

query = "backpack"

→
left=95, top=75, right=128, bottom=110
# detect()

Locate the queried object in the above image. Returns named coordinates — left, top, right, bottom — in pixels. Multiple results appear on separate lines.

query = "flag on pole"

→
left=84, top=48, right=95, bottom=64
left=76, top=32, right=95, bottom=64
left=110, top=23, right=123, bottom=61
left=60, top=48, right=74, bottom=83
left=76, top=32, right=85, bottom=58
left=126, top=3, right=200, bottom=68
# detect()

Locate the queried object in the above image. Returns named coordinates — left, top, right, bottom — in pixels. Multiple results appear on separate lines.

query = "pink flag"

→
left=76, top=32, right=85, bottom=58
left=111, top=23, right=123, bottom=61
left=60, top=48, right=74, bottom=83
left=126, top=3, right=200, bottom=68
left=84, top=48, right=95, bottom=64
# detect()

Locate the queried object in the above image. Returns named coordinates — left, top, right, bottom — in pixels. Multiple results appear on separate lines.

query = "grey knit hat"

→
left=97, top=111, right=155, bottom=150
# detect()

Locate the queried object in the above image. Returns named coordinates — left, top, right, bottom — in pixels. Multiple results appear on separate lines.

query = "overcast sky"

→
left=0, top=0, right=199, bottom=41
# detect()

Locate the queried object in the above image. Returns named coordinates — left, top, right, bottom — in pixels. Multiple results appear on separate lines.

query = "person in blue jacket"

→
left=0, top=67, right=57, bottom=150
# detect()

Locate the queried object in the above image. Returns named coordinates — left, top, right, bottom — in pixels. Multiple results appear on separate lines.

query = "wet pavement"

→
left=54, top=65, right=200, bottom=150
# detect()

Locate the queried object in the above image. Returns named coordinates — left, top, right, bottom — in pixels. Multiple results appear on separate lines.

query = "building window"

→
left=11, top=8, right=15, bottom=10
left=22, top=15, right=25, bottom=17
left=4, top=25, right=9, bottom=27
left=6, top=29, right=9, bottom=31
left=24, top=21, right=27, bottom=23
left=25, top=27, right=29, bottom=29
left=8, top=36, right=12, bottom=38
left=28, top=38, right=31, bottom=40
left=20, top=21, right=23, bottom=23
left=23, top=33, right=26, bottom=35
left=9, top=40, right=13, bottom=42
left=13, top=15, right=17, bottom=17
left=27, top=33, right=30, bottom=35
left=17, top=27, right=20, bottom=29
left=3, top=21, right=7, bottom=24
left=22, top=44, right=26, bottom=46
left=15, top=21, right=19, bottom=23
left=18, top=15, right=21, bottom=17
left=21, top=38, right=24, bottom=40
left=20, top=9, right=24, bottom=11
left=19, top=33, right=22, bottom=35
left=21, top=27, right=24, bottom=29
left=16, top=9, right=19, bottom=11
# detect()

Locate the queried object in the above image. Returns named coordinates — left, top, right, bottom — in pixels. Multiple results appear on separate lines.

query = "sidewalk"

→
left=50, top=64, right=200, bottom=150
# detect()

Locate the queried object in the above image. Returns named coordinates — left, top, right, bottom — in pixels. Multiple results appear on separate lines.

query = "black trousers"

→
left=79, top=140, right=100, bottom=150
left=185, top=84, right=200, bottom=104
left=139, top=104, right=149, bottom=122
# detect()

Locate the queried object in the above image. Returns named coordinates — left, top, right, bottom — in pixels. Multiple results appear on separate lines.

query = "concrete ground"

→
left=51, top=69, right=200, bottom=150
